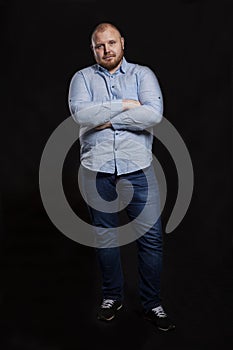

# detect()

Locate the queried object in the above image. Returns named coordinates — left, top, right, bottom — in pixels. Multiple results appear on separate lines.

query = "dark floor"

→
left=1, top=194, right=233, bottom=350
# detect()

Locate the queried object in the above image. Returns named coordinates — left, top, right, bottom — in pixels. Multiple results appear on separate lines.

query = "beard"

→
left=99, top=50, right=124, bottom=72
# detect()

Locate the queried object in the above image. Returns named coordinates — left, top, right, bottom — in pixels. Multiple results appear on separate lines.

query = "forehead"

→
left=92, top=28, right=121, bottom=43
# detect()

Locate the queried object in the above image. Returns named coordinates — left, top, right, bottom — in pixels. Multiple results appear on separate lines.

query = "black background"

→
left=1, top=0, right=233, bottom=349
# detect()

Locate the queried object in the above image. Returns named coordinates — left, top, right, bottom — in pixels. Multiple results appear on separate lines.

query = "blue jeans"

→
left=80, top=164, right=163, bottom=311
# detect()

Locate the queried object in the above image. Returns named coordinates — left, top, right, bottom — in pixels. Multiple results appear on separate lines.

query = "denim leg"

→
left=95, top=246, right=124, bottom=301
left=79, top=167, right=124, bottom=301
left=119, top=165, right=163, bottom=310
left=136, top=218, right=163, bottom=311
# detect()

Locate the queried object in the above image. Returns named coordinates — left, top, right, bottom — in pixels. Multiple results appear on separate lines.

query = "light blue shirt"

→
left=68, top=57, right=163, bottom=175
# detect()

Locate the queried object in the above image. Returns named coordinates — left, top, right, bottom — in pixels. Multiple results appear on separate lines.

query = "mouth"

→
left=103, top=56, right=115, bottom=60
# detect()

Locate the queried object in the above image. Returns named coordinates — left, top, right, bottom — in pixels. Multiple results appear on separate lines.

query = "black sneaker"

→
left=97, top=299, right=123, bottom=321
left=144, top=305, right=176, bottom=331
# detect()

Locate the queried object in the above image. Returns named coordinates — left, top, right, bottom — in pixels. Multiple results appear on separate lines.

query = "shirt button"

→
left=112, top=86, right=115, bottom=88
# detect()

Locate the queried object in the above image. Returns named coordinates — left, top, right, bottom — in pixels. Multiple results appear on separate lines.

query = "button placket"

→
left=114, top=129, right=119, bottom=151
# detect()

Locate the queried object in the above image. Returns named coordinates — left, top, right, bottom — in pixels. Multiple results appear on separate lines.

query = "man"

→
left=68, top=22, right=175, bottom=331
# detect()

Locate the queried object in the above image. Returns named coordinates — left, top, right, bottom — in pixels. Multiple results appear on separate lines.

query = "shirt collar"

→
left=95, top=57, right=127, bottom=75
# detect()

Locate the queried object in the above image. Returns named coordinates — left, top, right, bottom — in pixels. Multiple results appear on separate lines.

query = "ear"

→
left=90, top=44, right=94, bottom=52
left=121, top=37, right=125, bottom=50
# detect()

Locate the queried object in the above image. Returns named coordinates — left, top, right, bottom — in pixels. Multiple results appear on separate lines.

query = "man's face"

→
left=91, top=27, right=124, bottom=74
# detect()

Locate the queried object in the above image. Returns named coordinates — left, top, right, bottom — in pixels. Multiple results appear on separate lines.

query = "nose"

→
left=103, top=44, right=110, bottom=53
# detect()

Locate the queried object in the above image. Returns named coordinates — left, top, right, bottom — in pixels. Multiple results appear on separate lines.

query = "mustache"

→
left=103, top=54, right=116, bottom=59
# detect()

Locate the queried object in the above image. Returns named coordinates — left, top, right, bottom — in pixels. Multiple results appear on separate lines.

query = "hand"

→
left=95, top=121, right=112, bottom=130
left=123, top=99, right=141, bottom=110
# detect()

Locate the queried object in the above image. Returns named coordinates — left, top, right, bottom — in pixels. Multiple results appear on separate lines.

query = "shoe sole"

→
left=144, top=316, right=176, bottom=331
left=97, top=304, right=123, bottom=321
left=158, top=324, right=176, bottom=331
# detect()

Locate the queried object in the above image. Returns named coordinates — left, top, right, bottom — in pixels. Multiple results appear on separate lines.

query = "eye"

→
left=95, top=44, right=103, bottom=49
left=109, top=40, right=116, bottom=45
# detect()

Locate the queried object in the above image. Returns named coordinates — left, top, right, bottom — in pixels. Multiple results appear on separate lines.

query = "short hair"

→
left=91, top=22, right=122, bottom=42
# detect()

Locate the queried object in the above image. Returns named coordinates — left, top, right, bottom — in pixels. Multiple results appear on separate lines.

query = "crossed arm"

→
left=68, top=67, right=163, bottom=132
left=95, top=99, right=141, bottom=130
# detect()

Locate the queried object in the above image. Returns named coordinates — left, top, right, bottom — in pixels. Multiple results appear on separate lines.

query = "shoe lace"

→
left=101, top=299, right=115, bottom=309
left=152, top=305, right=167, bottom=318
